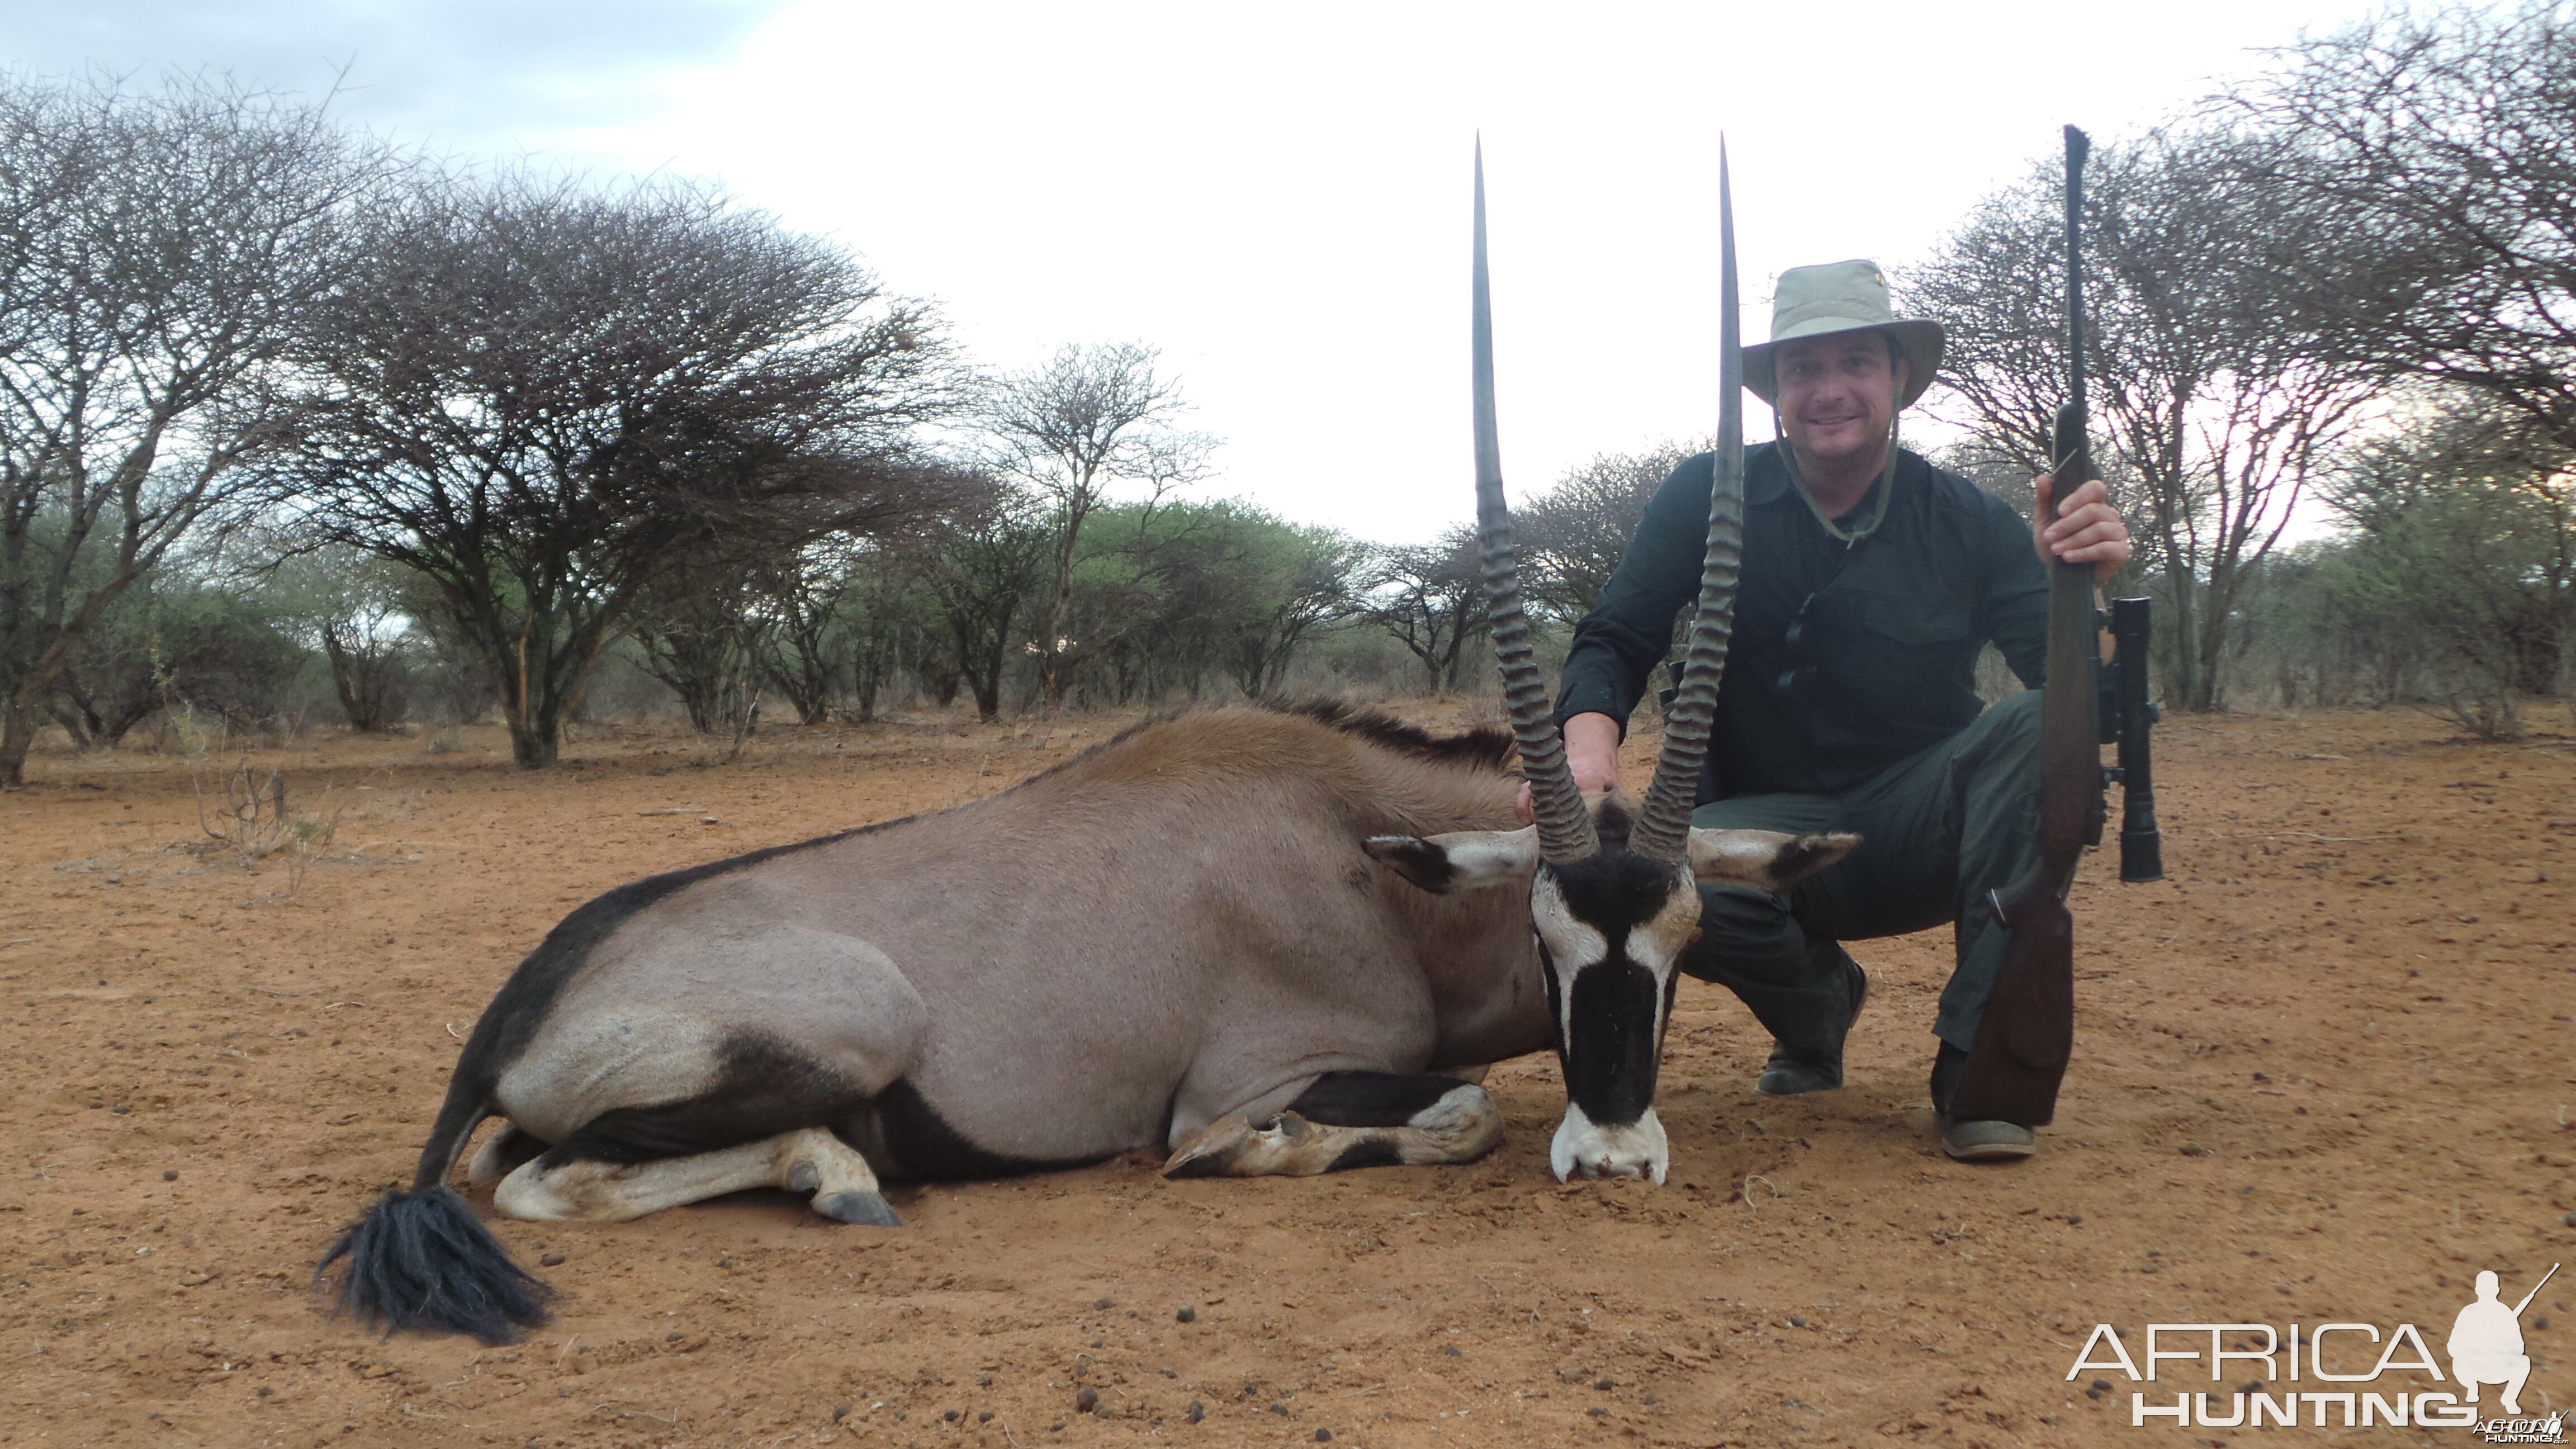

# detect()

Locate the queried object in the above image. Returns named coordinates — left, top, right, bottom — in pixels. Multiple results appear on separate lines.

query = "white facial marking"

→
left=1550, top=1101, right=1670, bottom=1185
left=1528, top=872, right=1608, bottom=967
left=1627, top=862, right=1702, bottom=974
left=1528, top=871, right=1606, bottom=1049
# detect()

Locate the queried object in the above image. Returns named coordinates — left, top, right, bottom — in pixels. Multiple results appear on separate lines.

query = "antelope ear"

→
left=1685, top=829, right=1860, bottom=892
left=1364, top=828, right=1540, bottom=895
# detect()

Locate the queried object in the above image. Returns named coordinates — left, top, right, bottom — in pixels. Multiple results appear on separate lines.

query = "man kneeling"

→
left=1529, top=260, right=2131, bottom=1162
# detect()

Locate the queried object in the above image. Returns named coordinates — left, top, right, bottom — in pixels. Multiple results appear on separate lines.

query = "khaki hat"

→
left=1742, top=259, right=1944, bottom=411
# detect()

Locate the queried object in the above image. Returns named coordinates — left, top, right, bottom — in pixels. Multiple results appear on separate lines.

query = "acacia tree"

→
left=756, top=540, right=857, bottom=726
left=0, top=74, right=392, bottom=785
left=1220, top=514, right=1365, bottom=698
left=1516, top=441, right=1706, bottom=627
left=1362, top=528, right=1488, bottom=693
left=42, top=561, right=306, bottom=747
left=981, top=343, right=1214, bottom=711
left=1912, top=130, right=2380, bottom=709
left=268, top=173, right=958, bottom=766
left=629, top=553, right=774, bottom=737
left=264, top=542, right=419, bottom=731
left=2223, top=3, right=2576, bottom=453
left=2321, top=393, right=2574, bottom=736
left=910, top=480, right=1054, bottom=723
left=832, top=544, right=927, bottom=723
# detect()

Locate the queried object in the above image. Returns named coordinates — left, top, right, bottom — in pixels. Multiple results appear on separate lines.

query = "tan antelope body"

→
left=319, top=140, right=1823, bottom=1347
left=316, top=700, right=1838, bottom=1343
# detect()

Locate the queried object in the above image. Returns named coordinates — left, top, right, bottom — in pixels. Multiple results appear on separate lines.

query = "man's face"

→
left=1774, top=332, right=1906, bottom=468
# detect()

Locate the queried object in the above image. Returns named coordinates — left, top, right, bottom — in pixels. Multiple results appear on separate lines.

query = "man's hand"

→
left=2033, top=473, right=2132, bottom=583
left=1513, top=711, right=1623, bottom=823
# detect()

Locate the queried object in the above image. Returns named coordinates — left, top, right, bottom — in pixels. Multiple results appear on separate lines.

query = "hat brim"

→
left=1744, top=318, right=1945, bottom=411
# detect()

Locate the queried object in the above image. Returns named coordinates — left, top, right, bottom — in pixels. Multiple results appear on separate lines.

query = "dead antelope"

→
left=315, top=700, right=1841, bottom=1342
left=316, top=143, right=1835, bottom=1346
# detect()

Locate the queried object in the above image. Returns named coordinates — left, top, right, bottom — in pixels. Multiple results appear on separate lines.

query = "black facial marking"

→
left=869, top=1079, right=1106, bottom=1182
left=1327, top=1139, right=1408, bottom=1173
left=1564, top=960, right=1664, bottom=1126
left=1287, top=1071, right=1463, bottom=1128
left=1546, top=853, right=1687, bottom=936
left=1540, top=854, right=1690, bottom=1129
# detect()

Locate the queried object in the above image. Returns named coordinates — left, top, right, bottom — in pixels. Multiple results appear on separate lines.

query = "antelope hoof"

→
left=1163, top=1111, right=1319, bottom=1178
left=813, top=1190, right=902, bottom=1227
left=1549, top=1104, right=1670, bottom=1186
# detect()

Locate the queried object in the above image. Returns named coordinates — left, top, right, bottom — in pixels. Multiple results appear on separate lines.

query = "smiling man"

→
left=1540, top=259, right=2131, bottom=1162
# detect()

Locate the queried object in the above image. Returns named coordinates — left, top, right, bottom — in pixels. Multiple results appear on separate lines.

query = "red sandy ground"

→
left=1, top=703, right=2570, bottom=1449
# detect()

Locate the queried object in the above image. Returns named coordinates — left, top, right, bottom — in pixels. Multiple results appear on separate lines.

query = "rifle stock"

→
left=1948, top=127, right=2101, bottom=1129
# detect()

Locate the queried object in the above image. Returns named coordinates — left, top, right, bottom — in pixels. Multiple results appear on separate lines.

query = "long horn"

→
left=1472, top=140, right=1598, bottom=863
left=1629, top=138, right=1746, bottom=863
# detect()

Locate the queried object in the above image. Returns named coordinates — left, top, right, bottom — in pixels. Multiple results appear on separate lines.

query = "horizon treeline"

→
left=4, top=3, right=2570, bottom=781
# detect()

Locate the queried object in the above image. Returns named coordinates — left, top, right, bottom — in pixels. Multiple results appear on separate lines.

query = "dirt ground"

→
left=2, top=701, right=2572, bottom=1449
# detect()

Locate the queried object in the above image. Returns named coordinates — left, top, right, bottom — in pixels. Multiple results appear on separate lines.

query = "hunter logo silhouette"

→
left=2450, top=1264, right=2558, bottom=1416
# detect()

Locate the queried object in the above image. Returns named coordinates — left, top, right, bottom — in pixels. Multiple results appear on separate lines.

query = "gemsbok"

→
left=316, top=141, right=1825, bottom=1344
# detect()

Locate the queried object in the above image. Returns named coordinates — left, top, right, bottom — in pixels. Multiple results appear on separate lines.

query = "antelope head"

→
left=1368, top=140, right=1853, bottom=1184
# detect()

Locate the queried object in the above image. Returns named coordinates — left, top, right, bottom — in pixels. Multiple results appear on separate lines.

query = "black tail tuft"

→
left=315, top=1183, right=554, bottom=1344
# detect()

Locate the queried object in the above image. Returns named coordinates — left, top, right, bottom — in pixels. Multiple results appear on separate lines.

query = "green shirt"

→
left=1554, top=442, right=2051, bottom=800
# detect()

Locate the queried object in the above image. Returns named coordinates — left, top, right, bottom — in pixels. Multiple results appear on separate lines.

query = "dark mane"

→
left=1267, top=698, right=1516, bottom=773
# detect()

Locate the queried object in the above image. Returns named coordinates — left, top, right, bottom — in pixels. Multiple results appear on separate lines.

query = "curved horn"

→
left=1630, top=139, right=1746, bottom=864
left=1472, top=140, right=1598, bottom=864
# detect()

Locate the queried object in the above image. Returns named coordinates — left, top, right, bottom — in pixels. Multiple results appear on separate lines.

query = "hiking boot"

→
left=1754, top=952, right=1867, bottom=1096
left=1939, top=1117, right=2038, bottom=1162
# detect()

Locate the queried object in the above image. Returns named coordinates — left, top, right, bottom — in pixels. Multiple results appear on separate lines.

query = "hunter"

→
left=1536, top=259, right=2132, bottom=1162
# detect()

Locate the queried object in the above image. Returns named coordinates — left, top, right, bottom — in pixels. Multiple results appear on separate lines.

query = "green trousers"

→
left=1684, top=688, right=2044, bottom=1067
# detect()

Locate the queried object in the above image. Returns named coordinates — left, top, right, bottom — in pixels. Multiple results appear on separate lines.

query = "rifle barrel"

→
left=2512, top=1263, right=2561, bottom=1317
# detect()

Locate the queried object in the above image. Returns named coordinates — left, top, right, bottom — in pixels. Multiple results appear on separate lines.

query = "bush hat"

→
left=1742, top=259, right=1944, bottom=411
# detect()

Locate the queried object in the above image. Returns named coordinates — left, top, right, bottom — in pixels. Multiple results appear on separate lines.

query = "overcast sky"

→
left=5, top=1, right=2410, bottom=542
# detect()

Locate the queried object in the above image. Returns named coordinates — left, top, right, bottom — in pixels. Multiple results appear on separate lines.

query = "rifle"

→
left=1947, top=125, right=2102, bottom=1128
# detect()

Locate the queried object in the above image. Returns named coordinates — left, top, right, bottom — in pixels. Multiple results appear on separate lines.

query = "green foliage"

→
left=1061, top=499, right=1362, bottom=704
left=45, top=558, right=307, bottom=747
left=2314, top=397, right=2574, bottom=736
left=259, top=544, right=423, bottom=731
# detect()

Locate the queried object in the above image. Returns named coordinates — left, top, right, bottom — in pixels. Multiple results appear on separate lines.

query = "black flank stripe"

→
left=1288, top=1072, right=1461, bottom=1127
